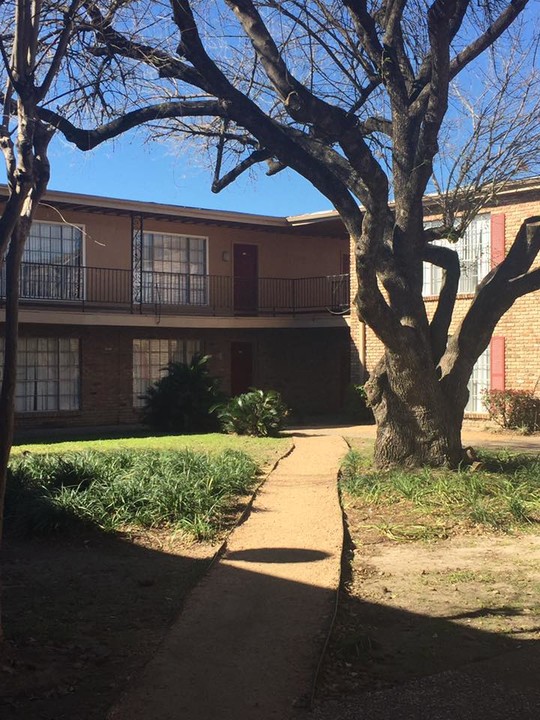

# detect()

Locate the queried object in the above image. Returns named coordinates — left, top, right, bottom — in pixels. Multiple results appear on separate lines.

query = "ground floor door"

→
left=230, top=342, right=253, bottom=396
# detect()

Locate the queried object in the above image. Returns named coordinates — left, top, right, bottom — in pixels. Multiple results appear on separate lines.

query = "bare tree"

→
left=0, top=0, right=230, bottom=641
left=76, top=0, right=540, bottom=467
left=1, top=5, right=540, bottom=608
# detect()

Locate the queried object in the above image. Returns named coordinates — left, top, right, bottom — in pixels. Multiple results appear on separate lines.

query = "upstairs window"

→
left=22, top=222, right=83, bottom=300
left=136, top=232, right=208, bottom=305
left=423, top=215, right=491, bottom=296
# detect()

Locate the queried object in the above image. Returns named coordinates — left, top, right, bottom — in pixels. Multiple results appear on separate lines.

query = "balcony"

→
left=1, top=263, right=350, bottom=317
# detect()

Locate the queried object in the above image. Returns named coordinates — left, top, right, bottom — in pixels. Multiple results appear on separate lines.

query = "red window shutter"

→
left=490, top=214, right=506, bottom=268
left=490, top=336, right=505, bottom=391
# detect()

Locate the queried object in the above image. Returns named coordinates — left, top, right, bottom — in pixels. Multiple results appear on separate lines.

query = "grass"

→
left=6, top=433, right=292, bottom=540
left=341, top=443, right=540, bottom=533
left=12, top=432, right=291, bottom=467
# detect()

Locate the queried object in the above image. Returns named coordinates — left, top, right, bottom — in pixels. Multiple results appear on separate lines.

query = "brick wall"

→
left=8, top=323, right=350, bottom=431
left=350, top=189, right=540, bottom=403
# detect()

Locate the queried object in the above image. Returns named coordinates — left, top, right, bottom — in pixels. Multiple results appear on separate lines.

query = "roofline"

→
left=287, top=209, right=339, bottom=225
left=0, top=184, right=290, bottom=228
left=289, top=175, right=540, bottom=224
left=0, top=174, right=538, bottom=229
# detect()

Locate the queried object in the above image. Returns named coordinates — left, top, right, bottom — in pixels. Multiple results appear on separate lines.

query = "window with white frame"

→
left=16, top=222, right=84, bottom=300
left=132, top=338, right=201, bottom=406
left=423, top=215, right=491, bottom=296
left=138, top=232, right=207, bottom=305
left=466, top=345, right=490, bottom=414
left=0, top=337, right=80, bottom=412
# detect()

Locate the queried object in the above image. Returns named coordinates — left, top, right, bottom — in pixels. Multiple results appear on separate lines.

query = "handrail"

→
left=0, top=262, right=350, bottom=316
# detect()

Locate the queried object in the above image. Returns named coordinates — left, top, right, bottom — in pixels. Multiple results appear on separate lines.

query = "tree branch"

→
left=37, top=0, right=82, bottom=102
left=449, top=0, right=529, bottom=79
left=37, top=100, right=230, bottom=150
left=83, top=0, right=210, bottom=92
left=211, top=148, right=272, bottom=192
left=509, top=266, right=540, bottom=296
left=343, top=0, right=408, bottom=107
left=423, top=243, right=460, bottom=364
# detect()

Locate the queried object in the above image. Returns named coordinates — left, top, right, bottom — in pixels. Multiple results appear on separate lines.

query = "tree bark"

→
left=365, top=348, right=464, bottom=468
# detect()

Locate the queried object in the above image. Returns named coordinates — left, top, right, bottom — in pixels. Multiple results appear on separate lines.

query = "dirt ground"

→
left=2, top=427, right=539, bottom=719
left=0, top=530, right=218, bottom=719
left=319, top=495, right=540, bottom=700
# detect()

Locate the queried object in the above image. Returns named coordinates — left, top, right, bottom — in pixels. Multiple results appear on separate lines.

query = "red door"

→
left=230, top=342, right=253, bottom=396
left=234, top=244, right=258, bottom=314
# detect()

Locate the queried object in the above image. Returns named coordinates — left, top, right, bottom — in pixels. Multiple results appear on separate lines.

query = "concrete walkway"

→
left=108, top=424, right=539, bottom=720
left=109, top=434, right=349, bottom=720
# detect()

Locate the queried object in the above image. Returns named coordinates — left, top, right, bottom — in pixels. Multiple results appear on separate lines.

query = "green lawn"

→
left=12, top=432, right=292, bottom=468
left=342, top=439, right=540, bottom=533
left=7, top=433, right=293, bottom=540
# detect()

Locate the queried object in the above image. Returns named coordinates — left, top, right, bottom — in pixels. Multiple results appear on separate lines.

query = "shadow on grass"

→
left=1, top=527, right=215, bottom=720
left=2, top=526, right=540, bottom=720
left=478, top=450, right=540, bottom=474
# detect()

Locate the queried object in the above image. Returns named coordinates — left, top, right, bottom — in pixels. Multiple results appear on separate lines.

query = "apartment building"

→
left=349, top=178, right=540, bottom=415
left=2, top=178, right=538, bottom=431
left=0, top=188, right=350, bottom=430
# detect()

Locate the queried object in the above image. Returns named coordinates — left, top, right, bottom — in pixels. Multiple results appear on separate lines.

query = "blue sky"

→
left=46, top=133, right=332, bottom=218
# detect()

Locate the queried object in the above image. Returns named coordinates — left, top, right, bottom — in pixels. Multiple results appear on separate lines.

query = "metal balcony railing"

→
left=0, top=262, right=350, bottom=317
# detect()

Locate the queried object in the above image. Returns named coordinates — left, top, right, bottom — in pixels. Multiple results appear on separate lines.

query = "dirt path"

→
left=293, top=422, right=540, bottom=454
left=313, top=534, right=540, bottom=720
left=109, top=434, right=349, bottom=720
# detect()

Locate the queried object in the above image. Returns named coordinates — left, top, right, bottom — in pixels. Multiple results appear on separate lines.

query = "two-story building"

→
left=0, top=188, right=350, bottom=430
left=2, top=178, right=539, bottom=431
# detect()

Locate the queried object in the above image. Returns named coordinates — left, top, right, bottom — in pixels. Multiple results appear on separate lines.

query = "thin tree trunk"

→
left=0, top=226, right=24, bottom=643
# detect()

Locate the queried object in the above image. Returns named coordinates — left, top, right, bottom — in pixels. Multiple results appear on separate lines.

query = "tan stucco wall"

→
left=29, top=205, right=348, bottom=280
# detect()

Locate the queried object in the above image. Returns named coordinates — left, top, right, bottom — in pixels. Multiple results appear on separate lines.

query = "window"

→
left=466, top=345, right=490, bottom=414
left=0, top=337, right=80, bottom=412
left=423, top=215, right=491, bottom=296
left=19, top=222, right=83, bottom=300
left=133, top=338, right=201, bottom=406
left=136, top=232, right=207, bottom=305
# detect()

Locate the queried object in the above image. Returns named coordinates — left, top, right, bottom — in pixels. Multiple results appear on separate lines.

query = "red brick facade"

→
left=349, top=183, right=540, bottom=412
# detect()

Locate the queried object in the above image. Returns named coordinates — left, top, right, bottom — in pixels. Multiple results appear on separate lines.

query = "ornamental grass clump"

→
left=340, top=448, right=540, bottom=532
left=6, top=449, right=258, bottom=539
left=217, top=389, right=289, bottom=437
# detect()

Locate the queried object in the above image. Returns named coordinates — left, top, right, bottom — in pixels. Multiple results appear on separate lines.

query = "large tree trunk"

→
left=365, top=349, right=465, bottom=468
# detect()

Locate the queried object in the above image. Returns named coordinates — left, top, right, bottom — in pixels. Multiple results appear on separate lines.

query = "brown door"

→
left=234, top=244, right=258, bottom=314
left=230, top=342, right=253, bottom=396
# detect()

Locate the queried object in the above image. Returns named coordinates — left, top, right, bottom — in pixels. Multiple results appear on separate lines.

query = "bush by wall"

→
left=217, top=389, right=289, bottom=437
left=343, top=383, right=375, bottom=423
left=483, top=389, right=540, bottom=433
left=140, top=354, right=223, bottom=433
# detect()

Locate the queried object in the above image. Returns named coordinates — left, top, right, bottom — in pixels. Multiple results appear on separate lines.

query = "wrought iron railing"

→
left=0, top=262, right=350, bottom=316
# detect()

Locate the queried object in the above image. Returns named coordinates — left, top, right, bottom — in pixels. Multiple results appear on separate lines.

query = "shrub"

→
left=140, top=354, right=223, bottom=433
left=343, top=383, right=374, bottom=423
left=483, top=389, right=540, bottom=432
left=217, top=389, right=288, bottom=437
